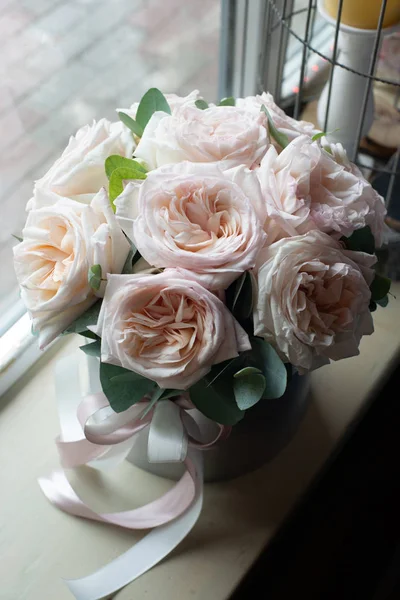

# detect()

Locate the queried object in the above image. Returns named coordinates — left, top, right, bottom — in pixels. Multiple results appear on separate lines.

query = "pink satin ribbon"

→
left=39, top=368, right=231, bottom=599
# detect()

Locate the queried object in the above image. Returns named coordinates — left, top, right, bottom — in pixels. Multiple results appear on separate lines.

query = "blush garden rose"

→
left=237, top=92, right=320, bottom=142
left=92, top=269, right=251, bottom=390
left=116, top=161, right=266, bottom=289
left=253, top=230, right=376, bottom=371
left=27, top=119, right=134, bottom=210
left=257, top=135, right=386, bottom=246
left=14, top=189, right=129, bottom=348
left=134, top=104, right=269, bottom=170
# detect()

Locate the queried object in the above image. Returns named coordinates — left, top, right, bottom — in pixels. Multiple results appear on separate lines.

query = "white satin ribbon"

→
left=40, top=352, right=205, bottom=600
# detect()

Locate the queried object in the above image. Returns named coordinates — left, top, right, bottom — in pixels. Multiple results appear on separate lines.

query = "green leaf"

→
left=311, top=132, right=325, bottom=142
left=12, top=234, right=23, bottom=242
left=118, top=111, right=144, bottom=137
left=234, top=366, right=262, bottom=378
left=109, top=166, right=146, bottom=206
left=80, top=340, right=101, bottom=357
left=63, top=300, right=102, bottom=336
left=369, top=300, right=377, bottom=312
left=88, top=264, right=102, bottom=291
left=204, top=356, right=241, bottom=388
left=136, top=88, right=171, bottom=131
left=233, top=372, right=266, bottom=410
left=248, top=337, right=287, bottom=399
left=261, top=105, right=289, bottom=149
left=141, top=386, right=165, bottom=419
left=376, top=295, right=389, bottom=308
left=77, top=330, right=99, bottom=340
left=218, top=96, right=235, bottom=106
left=105, top=155, right=147, bottom=179
left=342, top=226, right=375, bottom=255
left=100, top=363, right=156, bottom=413
left=195, top=99, right=209, bottom=110
left=312, top=128, right=340, bottom=142
left=370, top=273, right=391, bottom=302
left=189, top=377, right=244, bottom=425
left=121, top=245, right=141, bottom=274
left=231, top=271, right=253, bottom=320
left=109, top=371, right=142, bottom=384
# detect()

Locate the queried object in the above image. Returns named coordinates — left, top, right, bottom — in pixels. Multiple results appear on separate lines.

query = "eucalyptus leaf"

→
left=316, top=128, right=340, bottom=143
left=233, top=372, right=266, bottom=410
left=118, top=111, right=144, bottom=137
left=189, top=377, right=244, bottom=425
left=109, top=166, right=146, bottom=206
left=218, top=96, right=235, bottom=106
left=80, top=340, right=101, bottom=357
left=100, top=363, right=156, bottom=413
left=195, top=99, right=209, bottom=110
left=370, top=273, right=391, bottom=302
left=376, top=295, right=389, bottom=308
left=342, top=226, right=375, bottom=255
left=141, top=386, right=165, bottom=419
left=105, top=155, right=147, bottom=178
left=136, top=88, right=171, bottom=131
left=248, top=337, right=287, bottom=399
left=110, top=371, right=147, bottom=384
left=121, top=246, right=141, bottom=274
left=261, top=105, right=289, bottom=149
left=77, top=330, right=99, bottom=340
left=234, top=366, right=262, bottom=378
left=311, top=132, right=326, bottom=141
left=63, top=300, right=101, bottom=336
left=88, top=264, right=102, bottom=291
left=204, top=356, right=241, bottom=388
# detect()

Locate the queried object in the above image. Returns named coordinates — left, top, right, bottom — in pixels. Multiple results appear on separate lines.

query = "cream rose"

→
left=27, top=119, right=135, bottom=210
left=237, top=92, right=320, bottom=142
left=253, top=231, right=375, bottom=372
left=117, top=89, right=202, bottom=119
left=14, top=189, right=130, bottom=348
left=257, top=136, right=386, bottom=245
left=134, top=105, right=269, bottom=170
left=92, top=269, right=251, bottom=390
left=116, top=162, right=266, bottom=289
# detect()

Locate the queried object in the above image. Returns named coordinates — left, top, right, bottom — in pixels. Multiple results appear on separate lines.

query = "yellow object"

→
left=325, top=0, right=400, bottom=29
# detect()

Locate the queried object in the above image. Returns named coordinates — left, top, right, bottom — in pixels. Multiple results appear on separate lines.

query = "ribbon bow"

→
left=39, top=353, right=230, bottom=600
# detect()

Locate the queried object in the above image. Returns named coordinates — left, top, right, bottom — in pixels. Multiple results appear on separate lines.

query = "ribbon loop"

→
left=148, top=401, right=188, bottom=463
left=39, top=353, right=229, bottom=600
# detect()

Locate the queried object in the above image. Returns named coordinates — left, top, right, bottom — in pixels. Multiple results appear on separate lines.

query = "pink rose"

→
left=27, top=119, right=134, bottom=210
left=253, top=230, right=375, bottom=372
left=13, top=189, right=130, bottom=348
left=134, top=105, right=269, bottom=169
left=92, top=269, right=251, bottom=390
left=257, top=136, right=386, bottom=245
left=237, top=92, right=320, bottom=142
left=116, top=162, right=266, bottom=290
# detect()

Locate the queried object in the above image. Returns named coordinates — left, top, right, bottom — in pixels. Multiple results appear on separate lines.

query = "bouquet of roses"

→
left=13, top=88, right=390, bottom=425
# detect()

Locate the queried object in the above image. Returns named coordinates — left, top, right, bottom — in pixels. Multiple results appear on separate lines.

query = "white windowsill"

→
left=0, top=312, right=53, bottom=397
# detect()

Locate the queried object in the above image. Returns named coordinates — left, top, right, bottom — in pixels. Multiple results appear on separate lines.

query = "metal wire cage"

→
left=219, top=0, right=400, bottom=214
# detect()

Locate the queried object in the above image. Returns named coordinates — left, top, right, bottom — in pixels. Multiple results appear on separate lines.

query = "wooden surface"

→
left=1, top=283, right=400, bottom=600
